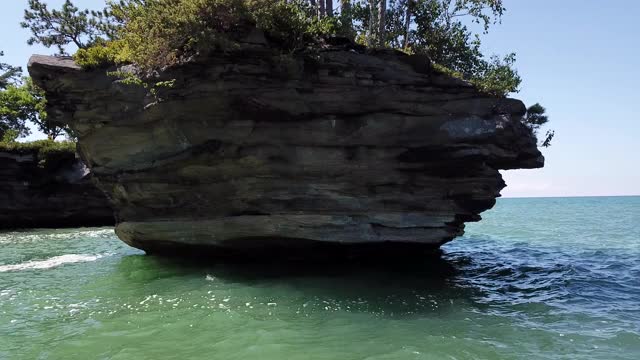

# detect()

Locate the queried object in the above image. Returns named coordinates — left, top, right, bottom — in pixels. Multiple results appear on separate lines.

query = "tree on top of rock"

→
left=21, top=0, right=116, bottom=55
left=18, top=0, right=553, bottom=145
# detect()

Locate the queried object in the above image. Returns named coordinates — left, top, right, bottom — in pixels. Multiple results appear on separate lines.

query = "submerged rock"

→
left=28, top=44, right=543, bottom=256
left=0, top=147, right=113, bottom=229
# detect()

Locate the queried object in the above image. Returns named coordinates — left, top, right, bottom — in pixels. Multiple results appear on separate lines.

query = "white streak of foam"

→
left=0, top=228, right=114, bottom=244
left=0, top=254, right=103, bottom=272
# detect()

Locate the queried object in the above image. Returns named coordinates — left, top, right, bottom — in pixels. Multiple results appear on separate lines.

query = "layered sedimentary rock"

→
left=28, top=41, right=543, bottom=255
left=0, top=149, right=113, bottom=229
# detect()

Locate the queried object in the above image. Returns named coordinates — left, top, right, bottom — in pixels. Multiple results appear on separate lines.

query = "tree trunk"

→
left=326, top=0, right=333, bottom=17
left=402, top=0, right=412, bottom=49
left=378, top=0, right=386, bottom=47
left=367, top=0, right=375, bottom=46
left=319, top=0, right=325, bottom=19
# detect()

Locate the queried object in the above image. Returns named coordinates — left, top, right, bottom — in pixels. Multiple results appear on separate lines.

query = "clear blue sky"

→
left=1, top=0, right=638, bottom=197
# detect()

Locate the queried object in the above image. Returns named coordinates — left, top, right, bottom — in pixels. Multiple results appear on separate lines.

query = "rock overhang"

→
left=28, top=44, right=543, bottom=258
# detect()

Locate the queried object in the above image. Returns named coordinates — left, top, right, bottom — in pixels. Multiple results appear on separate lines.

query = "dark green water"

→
left=1, top=197, right=639, bottom=359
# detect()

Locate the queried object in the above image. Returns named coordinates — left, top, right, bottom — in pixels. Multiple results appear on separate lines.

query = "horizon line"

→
left=500, top=194, right=639, bottom=199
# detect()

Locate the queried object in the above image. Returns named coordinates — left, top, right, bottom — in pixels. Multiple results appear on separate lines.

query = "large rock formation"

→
left=28, top=42, right=543, bottom=256
left=0, top=148, right=113, bottom=229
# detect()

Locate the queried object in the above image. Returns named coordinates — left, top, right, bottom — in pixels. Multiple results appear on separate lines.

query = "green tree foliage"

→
left=0, top=75, right=66, bottom=140
left=1, top=50, right=28, bottom=139
left=1, top=51, right=23, bottom=90
left=1, top=81, right=35, bottom=139
left=350, top=0, right=517, bottom=95
left=22, top=0, right=551, bottom=145
left=74, top=0, right=343, bottom=71
left=22, top=0, right=518, bottom=95
left=21, top=0, right=116, bottom=54
left=471, top=53, right=521, bottom=96
left=522, top=103, right=548, bottom=131
left=523, top=103, right=554, bottom=147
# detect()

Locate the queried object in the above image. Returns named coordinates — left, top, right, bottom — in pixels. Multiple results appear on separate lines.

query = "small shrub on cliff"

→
left=73, top=39, right=131, bottom=69
left=250, top=1, right=341, bottom=49
left=470, top=54, right=521, bottom=97
left=432, top=54, right=521, bottom=97
left=103, top=0, right=251, bottom=71
left=73, top=0, right=343, bottom=73
left=523, top=103, right=554, bottom=147
left=0, top=139, right=76, bottom=168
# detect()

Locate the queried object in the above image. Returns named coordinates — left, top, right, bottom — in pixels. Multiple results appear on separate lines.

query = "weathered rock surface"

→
left=0, top=149, right=114, bottom=229
left=28, top=43, right=543, bottom=256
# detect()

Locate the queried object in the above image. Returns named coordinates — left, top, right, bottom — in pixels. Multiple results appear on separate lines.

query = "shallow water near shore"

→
left=1, top=196, right=639, bottom=359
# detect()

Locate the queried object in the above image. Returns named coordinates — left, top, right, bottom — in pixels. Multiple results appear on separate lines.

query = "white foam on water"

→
left=0, top=254, right=103, bottom=272
left=0, top=228, right=114, bottom=244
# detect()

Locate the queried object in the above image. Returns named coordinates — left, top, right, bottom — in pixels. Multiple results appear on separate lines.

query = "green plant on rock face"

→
left=541, top=130, right=554, bottom=148
left=471, top=53, right=521, bottom=97
left=73, top=39, right=131, bottom=69
left=523, top=103, right=554, bottom=147
left=106, top=70, right=176, bottom=101
left=523, top=103, right=548, bottom=132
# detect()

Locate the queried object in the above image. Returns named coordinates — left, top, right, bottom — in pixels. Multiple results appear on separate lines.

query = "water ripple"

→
left=0, top=197, right=639, bottom=359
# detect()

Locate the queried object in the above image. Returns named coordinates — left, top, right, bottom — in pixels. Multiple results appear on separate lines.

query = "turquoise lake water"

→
left=1, top=196, right=639, bottom=359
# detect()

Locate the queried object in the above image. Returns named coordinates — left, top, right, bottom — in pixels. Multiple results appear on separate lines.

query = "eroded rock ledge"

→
left=28, top=43, right=543, bottom=256
left=0, top=149, right=113, bottom=229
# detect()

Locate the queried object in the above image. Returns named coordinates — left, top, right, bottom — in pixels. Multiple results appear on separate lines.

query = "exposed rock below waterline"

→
left=28, top=44, right=543, bottom=255
left=0, top=149, right=113, bottom=229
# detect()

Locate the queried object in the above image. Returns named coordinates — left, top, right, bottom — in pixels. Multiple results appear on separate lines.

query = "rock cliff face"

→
left=0, top=149, right=113, bottom=229
left=29, top=43, right=543, bottom=256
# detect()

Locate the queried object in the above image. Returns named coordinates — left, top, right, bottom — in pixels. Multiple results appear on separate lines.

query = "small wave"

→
left=0, top=228, right=114, bottom=244
left=0, top=254, right=103, bottom=272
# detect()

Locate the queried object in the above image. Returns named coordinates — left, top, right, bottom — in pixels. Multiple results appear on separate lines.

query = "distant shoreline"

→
left=501, top=195, right=640, bottom=199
